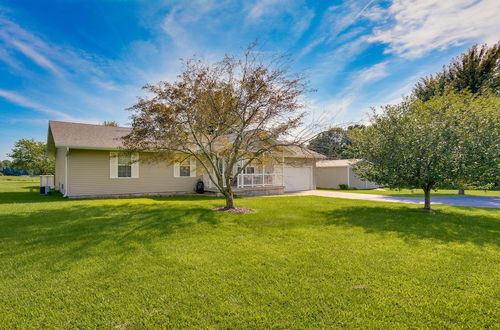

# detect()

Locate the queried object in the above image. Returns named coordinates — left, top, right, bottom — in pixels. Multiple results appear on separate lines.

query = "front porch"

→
left=204, top=172, right=285, bottom=196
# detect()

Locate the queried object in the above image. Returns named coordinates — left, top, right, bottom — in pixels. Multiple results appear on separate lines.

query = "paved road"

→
left=282, top=190, right=500, bottom=208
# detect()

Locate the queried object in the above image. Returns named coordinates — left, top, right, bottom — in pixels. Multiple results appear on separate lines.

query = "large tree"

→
left=413, top=42, right=499, bottom=194
left=8, top=139, right=54, bottom=175
left=351, top=92, right=499, bottom=210
left=413, top=42, right=499, bottom=101
left=308, top=125, right=364, bottom=159
left=123, top=44, right=312, bottom=209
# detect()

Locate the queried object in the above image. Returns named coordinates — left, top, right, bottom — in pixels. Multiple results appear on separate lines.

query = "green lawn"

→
left=0, top=176, right=499, bottom=328
left=319, top=187, right=500, bottom=197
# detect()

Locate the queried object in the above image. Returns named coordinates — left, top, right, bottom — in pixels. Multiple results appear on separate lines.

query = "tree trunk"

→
left=223, top=175, right=235, bottom=209
left=458, top=188, right=465, bottom=195
left=225, top=192, right=235, bottom=209
left=423, top=188, right=431, bottom=210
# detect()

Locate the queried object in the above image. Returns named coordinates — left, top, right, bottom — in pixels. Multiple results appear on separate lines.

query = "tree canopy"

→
left=123, top=44, right=313, bottom=209
left=413, top=43, right=499, bottom=101
left=101, top=121, right=119, bottom=127
left=351, top=92, right=499, bottom=210
left=308, top=125, right=364, bottom=160
left=8, top=139, right=54, bottom=175
left=412, top=42, right=499, bottom=194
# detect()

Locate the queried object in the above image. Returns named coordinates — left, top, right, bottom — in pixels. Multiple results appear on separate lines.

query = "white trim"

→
left=110, top=152, right=118, bottom=179
left=282, top=152, right=285, bottom=187
left=346, top=166, right=350, bottom=187
left=189, top=159, right=196, bottom=177
left=173, top=162, right=180, bottom=177
left=131, top=153, right=139, bottom=178
left=174, top=158, right=196, bottom=178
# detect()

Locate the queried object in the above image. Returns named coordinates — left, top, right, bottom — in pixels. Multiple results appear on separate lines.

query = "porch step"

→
left=205, top=186, right=285, bottom=197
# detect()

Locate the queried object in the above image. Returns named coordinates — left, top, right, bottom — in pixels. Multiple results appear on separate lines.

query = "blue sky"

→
left=0, top=0, right=498, bottom=159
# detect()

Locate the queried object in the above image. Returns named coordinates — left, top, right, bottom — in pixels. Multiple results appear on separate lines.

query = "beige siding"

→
left=315, top=166, right=348, bottom=189
left=54, top=147, right=66, bottom=192
left=348, top=167, right=378, bottom=189
left=67, top=150, right=200, bottom=197
left=316, top=165, right=378, bottom=189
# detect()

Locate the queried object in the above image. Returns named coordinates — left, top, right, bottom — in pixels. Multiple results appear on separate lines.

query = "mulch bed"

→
left=212, top=207, right=254, bottom=213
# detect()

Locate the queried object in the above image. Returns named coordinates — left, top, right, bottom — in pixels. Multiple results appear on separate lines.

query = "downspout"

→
left=64, top=147, right=69, bottom=197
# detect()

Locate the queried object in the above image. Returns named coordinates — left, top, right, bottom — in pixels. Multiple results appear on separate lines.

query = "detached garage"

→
left=315, top=159, right=378, bottom=189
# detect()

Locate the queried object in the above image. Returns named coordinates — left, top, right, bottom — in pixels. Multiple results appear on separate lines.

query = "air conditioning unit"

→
left=39, top=186, right=50, bottom=195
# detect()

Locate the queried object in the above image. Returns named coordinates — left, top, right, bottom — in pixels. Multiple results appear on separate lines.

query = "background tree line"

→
left=1, top=139, right=54, bottom=176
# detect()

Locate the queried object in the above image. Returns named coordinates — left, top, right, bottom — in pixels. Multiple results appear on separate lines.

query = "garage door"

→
left=283, top=166, right=313, bottom=192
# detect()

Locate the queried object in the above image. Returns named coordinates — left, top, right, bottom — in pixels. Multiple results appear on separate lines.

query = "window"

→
left=174, top=158, right=196, bottom=177
left=238, top=165, right=255, bottom=174
left=118, top=154, right=132, bottom=178
left=110, top=152, right=139, bottom=179
left=179, top=160, right=191, bottom=177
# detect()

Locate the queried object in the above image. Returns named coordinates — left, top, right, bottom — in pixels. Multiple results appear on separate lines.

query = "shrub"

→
left=339, top=184, right=349, bottom=190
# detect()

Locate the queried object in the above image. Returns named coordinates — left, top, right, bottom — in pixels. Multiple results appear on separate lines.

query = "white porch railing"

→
left=236, top=173, right=282, bottom=188
left=204, top=173, right=283, bottom=189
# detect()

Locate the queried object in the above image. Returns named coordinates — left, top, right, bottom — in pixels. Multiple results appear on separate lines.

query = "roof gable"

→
left=49, top=121, right=130, bottom=149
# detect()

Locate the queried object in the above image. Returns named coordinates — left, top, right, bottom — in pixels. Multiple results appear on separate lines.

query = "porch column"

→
left=281, top=151, right=285, bottom=187
left=262, top=165, right=265, bottom=186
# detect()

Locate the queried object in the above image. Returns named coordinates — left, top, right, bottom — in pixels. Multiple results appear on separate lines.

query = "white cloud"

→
left=0, top=15, right=128, bottom=91
left=246, top=0, right=283, bottom=20
left=291, top=8, right=314, bottom=38
left=301, top=0, right=376, bottom=56
left=0, top=89, right=93, bottom=122
left=0, top=16, right=64, bottom=76
left=314, top=61, right=390, bottom=121
left=352, top=61, right=389, bottom=88
left=245, top=0, right=314, bottom=40
left=362, top=5, right=386, bottom=22
left=162, top=0, right=220, bottom=49
left=308, top=36, right=371, bottom=85
left=9, top=39, right=62, bottom=75
left=369, top=0, right=500, bottom=58
left=0, top=47, right=20, bottom=69
left=0, top=14, right=148, bottom=124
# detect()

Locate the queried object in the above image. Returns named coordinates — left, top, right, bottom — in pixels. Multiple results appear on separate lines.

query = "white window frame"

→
left=174, top=158, right=196, bottom=178
left=110, top=152, right=139, bottom=179
left=236, top=160, right=256, bottom=174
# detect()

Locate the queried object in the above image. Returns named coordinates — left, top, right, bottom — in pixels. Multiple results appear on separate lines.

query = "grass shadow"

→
left=0, top=201, right=220, bottom=270
left=318, top=204, right=500, bottom=246
left=0, top=189, right=66, bottom=204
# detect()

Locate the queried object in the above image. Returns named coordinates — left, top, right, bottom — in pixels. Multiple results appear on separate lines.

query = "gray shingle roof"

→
left=48, top=120, right=326, bottom=159
left=284, top=145, right=327, bottom=159
left=316, top=159, right=360, bottom=167
left=49, top=121, right=131, bottom=149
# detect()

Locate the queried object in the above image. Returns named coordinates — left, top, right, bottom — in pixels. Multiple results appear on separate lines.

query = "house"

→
left=315, top=159, right=378, bottom=189
left=47, top=121, right=326, bottom=198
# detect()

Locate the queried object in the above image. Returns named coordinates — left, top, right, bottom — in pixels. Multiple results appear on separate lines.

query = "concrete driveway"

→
left=282, top=190, right=500, bottom=208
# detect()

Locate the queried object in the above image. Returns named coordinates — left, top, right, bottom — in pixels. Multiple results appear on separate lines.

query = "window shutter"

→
left=131, top=153, right=139, bottom=178
left=190, top=159, right=196, bottom=177
left=173, top=162, right=180, bottom=177
left=110, top=152, right=118, bottom=178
